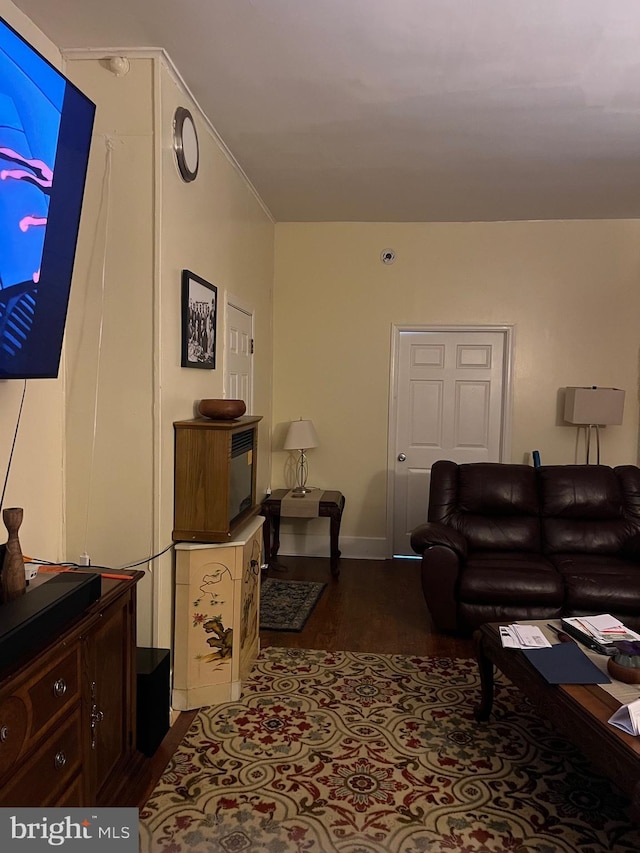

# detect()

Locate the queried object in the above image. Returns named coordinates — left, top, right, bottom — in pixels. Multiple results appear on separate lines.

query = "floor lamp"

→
left=284, top=419, right=319, bottom=496
left=564, top=386, right=625, bottom=464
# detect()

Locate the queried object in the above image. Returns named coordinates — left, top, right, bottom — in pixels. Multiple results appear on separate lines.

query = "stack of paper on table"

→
left=499, top=624, right=551, bottom=649
left=574, top=614, right=640, bottom=643
left=561, top=614, right=640, bottom=654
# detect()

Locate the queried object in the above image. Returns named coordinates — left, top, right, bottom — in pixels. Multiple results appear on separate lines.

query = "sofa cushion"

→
left=539, top=465, right=623, bottom=519
left=552, top=553, right=640, bottom=614
left=429, top=461, right=541, bottom=552
left=539, top=465, right=630, bottom=554
left=458, top=602, right=564, bottom=632
left=615, top=465, right=640, bottom=523
left=459, top=552, right=563, bottom=605
left=543, top=518, right=632, bottom=555
left=453, top=516, right=542, bottom=552
left=457, top=464, right=539, bottom=515
left=623, top=532, right=640, bottom=560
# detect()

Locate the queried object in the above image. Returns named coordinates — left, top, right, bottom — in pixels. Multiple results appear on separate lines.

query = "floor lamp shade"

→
left=564, top=387, right=625, bottom=425
left=564, top=386, right=625, bottom=466
left=284, top=419, right=319, bottom=495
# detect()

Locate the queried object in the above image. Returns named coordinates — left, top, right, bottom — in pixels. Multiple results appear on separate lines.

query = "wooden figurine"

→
left=1, top=507, right=26, bottom=603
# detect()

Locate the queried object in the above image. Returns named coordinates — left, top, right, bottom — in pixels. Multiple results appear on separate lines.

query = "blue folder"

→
left=523, top=642, right=611, bottom=684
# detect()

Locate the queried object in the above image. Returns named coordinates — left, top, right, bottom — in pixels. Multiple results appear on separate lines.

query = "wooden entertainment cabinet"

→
left=0, top=571, right=144, bottom=807
left=173, top=415, right=263, bottom=543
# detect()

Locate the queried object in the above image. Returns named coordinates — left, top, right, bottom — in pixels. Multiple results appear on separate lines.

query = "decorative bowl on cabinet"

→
left=198, top=399, right=246, bottom=420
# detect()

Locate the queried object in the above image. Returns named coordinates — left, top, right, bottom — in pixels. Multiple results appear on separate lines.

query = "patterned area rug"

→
left=259, top=578, right=326, bottom=631
left=140, top=648, right=640, bottom=852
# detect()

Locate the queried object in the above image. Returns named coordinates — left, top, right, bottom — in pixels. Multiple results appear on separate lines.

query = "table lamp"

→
left=284, top=418, right=319, bottom=496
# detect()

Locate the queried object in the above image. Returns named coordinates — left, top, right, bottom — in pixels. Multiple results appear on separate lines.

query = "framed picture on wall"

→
left=181, top=269, right=217, bottom=369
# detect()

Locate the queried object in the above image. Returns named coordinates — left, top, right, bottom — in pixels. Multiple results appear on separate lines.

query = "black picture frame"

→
left=181, top=269, right=217, bottom=369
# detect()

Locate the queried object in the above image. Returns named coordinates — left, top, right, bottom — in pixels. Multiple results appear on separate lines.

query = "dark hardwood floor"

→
left=130, top=556, right=473, bottom=807
left=260, top=556, right=473, bottom=657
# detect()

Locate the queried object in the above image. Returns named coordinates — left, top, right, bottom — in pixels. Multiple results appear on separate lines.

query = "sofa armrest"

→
left=419, top=546, right=462, bottom=633
left=410, top=522, right=468, bottom=559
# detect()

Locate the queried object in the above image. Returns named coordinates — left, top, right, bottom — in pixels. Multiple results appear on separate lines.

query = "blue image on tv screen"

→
left=0, top=16, right=95, bottom=379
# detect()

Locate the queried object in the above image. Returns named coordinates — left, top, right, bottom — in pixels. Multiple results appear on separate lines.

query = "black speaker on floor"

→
left=136, top=647, right=170, bottom=757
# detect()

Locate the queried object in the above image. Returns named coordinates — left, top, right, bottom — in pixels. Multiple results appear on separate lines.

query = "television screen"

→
left=0, top=16, right=95, bottom=379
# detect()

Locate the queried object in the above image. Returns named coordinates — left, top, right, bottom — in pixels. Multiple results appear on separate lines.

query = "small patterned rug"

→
left=140, top=648, right=640, bottom=852
left=259, top=578, right=326, bottom=631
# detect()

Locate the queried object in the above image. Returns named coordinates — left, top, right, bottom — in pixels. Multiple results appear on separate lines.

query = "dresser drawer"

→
left=0, top=572, right=141, bottom=807
left=0, top=644, right=81, bottom=778
left=54, top=772, right=86, bottom=807
left=0, top=707, right=83, bottom=806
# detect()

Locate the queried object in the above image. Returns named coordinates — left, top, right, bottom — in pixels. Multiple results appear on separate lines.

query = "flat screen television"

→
left=0, top=16, right=95, bottom=379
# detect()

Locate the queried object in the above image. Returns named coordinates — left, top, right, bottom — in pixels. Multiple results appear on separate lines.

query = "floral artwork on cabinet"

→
left=240, top=539, right=261, bottom=646
left=191, top=563, right=233, bottom=664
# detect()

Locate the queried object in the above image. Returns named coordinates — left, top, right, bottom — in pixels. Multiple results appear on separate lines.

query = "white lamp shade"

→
left=284, top=419, right=319, bottom=450
left=564, top=387, right=625, bottom=425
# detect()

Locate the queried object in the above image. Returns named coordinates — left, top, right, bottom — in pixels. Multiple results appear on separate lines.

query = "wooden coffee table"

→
left=474, top=622, right=640, bottom=821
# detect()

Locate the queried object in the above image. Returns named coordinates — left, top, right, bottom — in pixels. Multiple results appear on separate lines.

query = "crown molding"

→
left=62, top=46, right=274, bottom=224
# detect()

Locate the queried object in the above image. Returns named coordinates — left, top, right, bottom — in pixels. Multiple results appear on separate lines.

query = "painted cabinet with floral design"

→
left=172, top=515, right=263, bottom=710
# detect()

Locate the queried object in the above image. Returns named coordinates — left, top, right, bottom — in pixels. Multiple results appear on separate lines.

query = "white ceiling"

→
left=10, top=0, right=640, bottom=222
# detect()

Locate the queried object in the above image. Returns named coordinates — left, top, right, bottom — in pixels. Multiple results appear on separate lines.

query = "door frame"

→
left=386, top=324, right=515, bottom=558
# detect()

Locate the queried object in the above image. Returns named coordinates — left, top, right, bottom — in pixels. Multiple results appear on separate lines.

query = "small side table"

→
left=261, top=489, right=345, bottom=577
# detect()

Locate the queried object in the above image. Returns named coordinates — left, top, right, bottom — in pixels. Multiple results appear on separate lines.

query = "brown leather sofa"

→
left=410, top=460, right=640, bottom=634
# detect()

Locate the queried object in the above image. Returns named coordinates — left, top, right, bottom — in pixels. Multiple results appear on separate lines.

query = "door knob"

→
left=397, top=453, right=407, bottom=462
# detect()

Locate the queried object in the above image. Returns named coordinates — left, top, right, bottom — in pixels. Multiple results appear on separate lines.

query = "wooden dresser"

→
left=0, top=571, right=144, bottom=806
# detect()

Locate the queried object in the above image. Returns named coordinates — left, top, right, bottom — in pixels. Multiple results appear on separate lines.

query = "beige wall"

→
left=63, top=54, right=274, bottom=648
left=155, top=62, right=274, bottom=648
left=273, top=221, right=640, bottom=556
left=63, top=55, right=157, bottom=633
left=0, top=0, right=66, bottom=561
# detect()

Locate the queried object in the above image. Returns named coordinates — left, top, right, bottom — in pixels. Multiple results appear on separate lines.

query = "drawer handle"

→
left=0, top=725, right=8, bottom=742
left=90, top=705, right=104, bottom=750
left=53, top=679, right=67, bottom=697
left=54, top=750, right=67, bottom=770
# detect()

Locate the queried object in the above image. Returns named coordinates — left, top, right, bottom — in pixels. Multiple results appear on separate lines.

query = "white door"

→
left=225, top=302, right=253, bottom=411
left=390, top=327, right=512, bottom=557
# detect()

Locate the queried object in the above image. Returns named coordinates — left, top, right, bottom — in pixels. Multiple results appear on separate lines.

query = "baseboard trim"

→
left=275, top=533, right=387, bottom=561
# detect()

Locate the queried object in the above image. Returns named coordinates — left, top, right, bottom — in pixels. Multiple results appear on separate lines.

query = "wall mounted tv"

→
left=0, top=16, right=95, bottom=379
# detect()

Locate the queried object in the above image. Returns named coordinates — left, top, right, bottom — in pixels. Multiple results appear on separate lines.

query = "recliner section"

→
left=411, top=460, right=640, bottom=634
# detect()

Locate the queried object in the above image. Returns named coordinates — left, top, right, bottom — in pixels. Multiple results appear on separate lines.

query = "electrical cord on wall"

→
left=25, top=541, right=174, bottom=572
left=0, top=380, right=27, bottom=514
left=80, top=136, right=113, bottom=555
left=64, top=136, right=164, bottom=578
